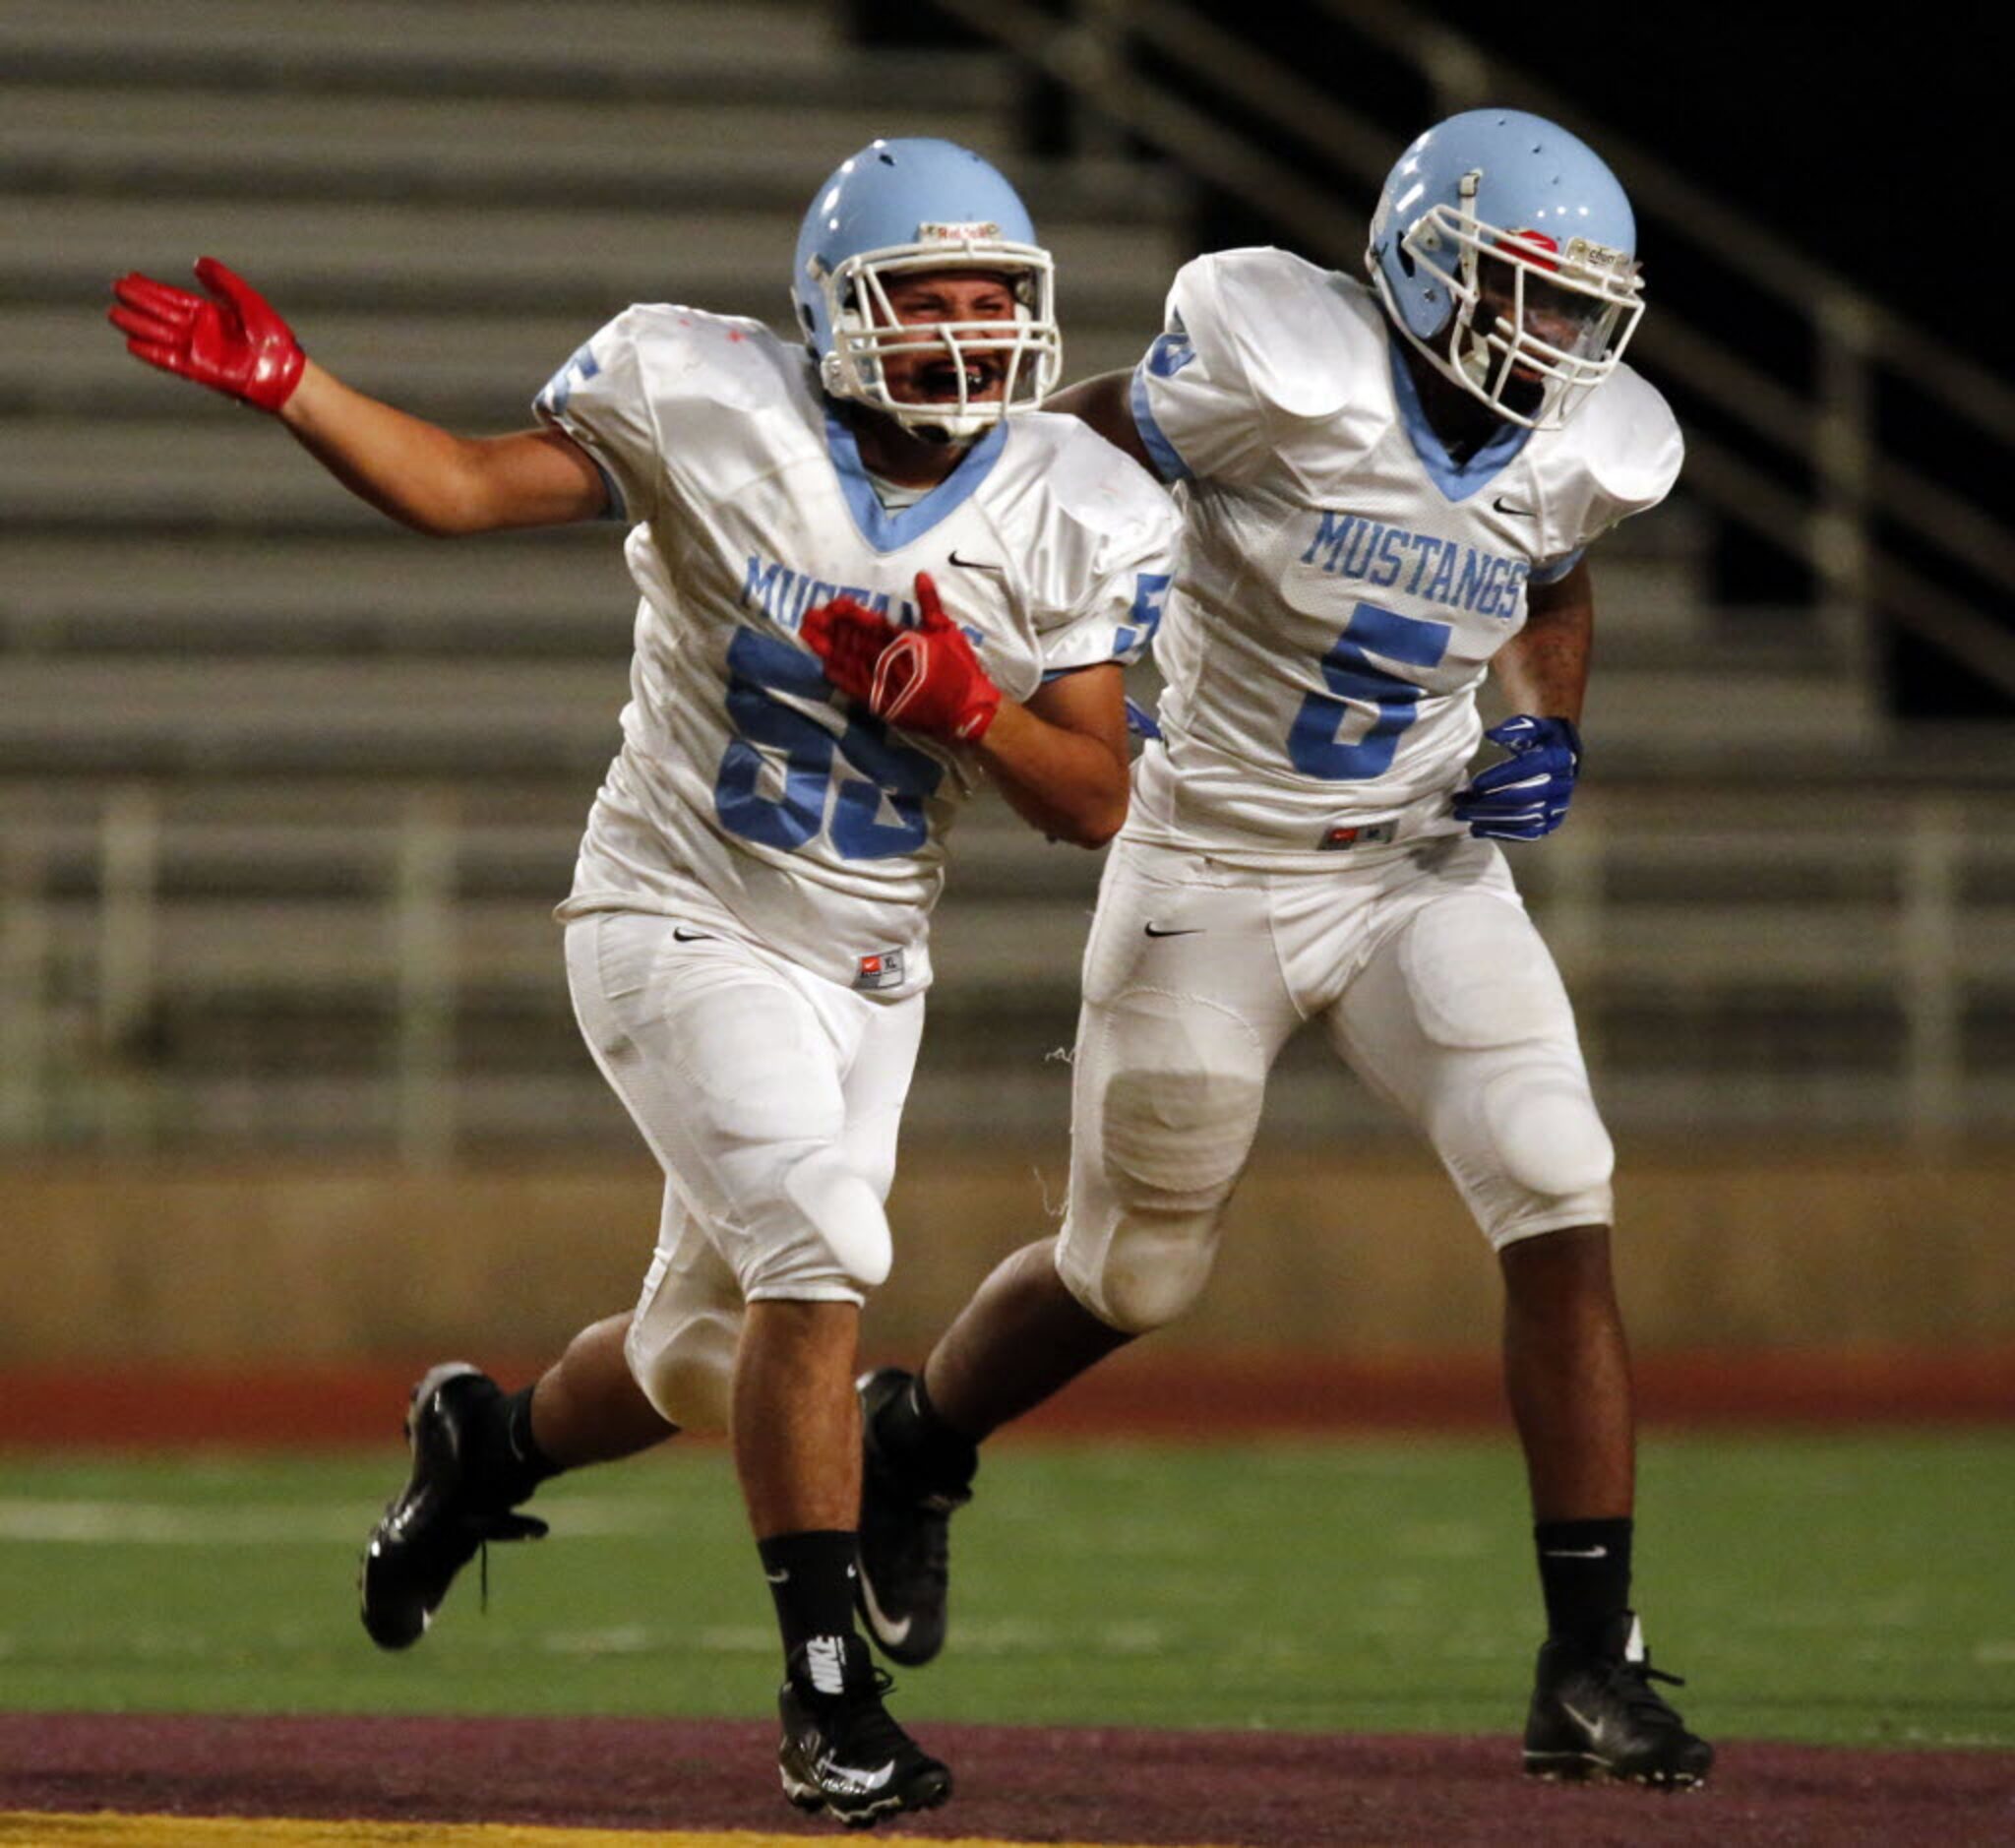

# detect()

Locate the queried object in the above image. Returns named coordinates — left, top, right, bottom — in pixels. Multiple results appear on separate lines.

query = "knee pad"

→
left=625, top=1214, right=741, bottom=1434
left=1069, top=1058, right=1263, bottom=1334
left=737, top=1143, right=892, bottom=1301
left=625, top=1302, right=737, bottom=1435
left=1389, top=894, right=1612, bottom=1242
left=1482, top=1066, right=1614, bottom=1201
left=1069, top=1213, right=1226, bottom=1335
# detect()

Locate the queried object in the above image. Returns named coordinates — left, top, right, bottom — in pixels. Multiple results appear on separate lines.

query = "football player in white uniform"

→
left=109, top=139, right=1177, bottom=1825
left=851, top=111, right=1714, bottom=1789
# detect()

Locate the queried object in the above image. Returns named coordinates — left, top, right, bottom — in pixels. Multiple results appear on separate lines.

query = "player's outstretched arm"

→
left=280, top=364, right=608, bottom=536
left=108, top=258, right=607, bottom=536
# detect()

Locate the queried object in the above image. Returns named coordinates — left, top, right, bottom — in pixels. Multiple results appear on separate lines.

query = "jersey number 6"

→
left=1286, top=600, right=1452, bottom=781
left=714, top=628, right=945, bottom=860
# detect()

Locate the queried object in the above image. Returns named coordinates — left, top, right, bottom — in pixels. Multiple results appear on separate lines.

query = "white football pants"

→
left=565, top=909, right=923, bottom=1432
left=1055, top=833, right=1614, bottom=1333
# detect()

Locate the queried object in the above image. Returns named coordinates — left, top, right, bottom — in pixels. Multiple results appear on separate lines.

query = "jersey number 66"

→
left=714, top=629, right=945, bottom=861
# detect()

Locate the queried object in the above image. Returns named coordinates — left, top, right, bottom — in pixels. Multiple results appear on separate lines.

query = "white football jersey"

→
left=1126, top=247, right=1682, bottom=867
left=534, top=306, right=1178, bottom=997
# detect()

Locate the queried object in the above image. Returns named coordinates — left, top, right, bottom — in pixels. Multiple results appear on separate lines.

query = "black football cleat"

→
left=854, top=1367, right=971, bottom=1667
left=1524, top=1611, right=1713, bottom=1788
left=358, top=1361, right=548, bottom=1650
left=777, top=1632, right=952, bottom=1827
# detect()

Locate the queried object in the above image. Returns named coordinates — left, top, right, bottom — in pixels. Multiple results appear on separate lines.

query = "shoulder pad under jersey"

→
left=1020, top=409, right=1181, bottom=545
left=1557, top=362, right=1684, bottom=539
left=608, top=305, right=805, bottom=412
left=1176, top=247, right=1374, bottom=423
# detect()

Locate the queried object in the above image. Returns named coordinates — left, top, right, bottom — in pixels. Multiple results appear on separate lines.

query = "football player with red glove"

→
left=109, top=141, right=1177, bottom=1829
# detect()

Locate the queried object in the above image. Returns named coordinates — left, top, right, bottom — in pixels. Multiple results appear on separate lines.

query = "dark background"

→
left=860, top=1, right=2012, bottom=718
left=1436, top=4, right=2010, bottom=718
left=1432, top=4, right=2001, bottom=367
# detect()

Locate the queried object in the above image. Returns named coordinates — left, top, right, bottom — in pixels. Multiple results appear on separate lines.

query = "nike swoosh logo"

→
left=1560, top=1698, right=1608, bottom=1746
left=1493, top=496, right=1536, bottom=518
left=764, top=1568, right=790, bottom=1584
left=1143, top=922, right=1203, bottom=938
left=854, top=1561, right=912, bottom=1647
left=1542, top=1546, right=1609, bottom=1559
left=673, top=927, right=715, bottom=943
left=948, top=550, right=1007, bottom=574
left=815, top=1755, right=896, bottom=1793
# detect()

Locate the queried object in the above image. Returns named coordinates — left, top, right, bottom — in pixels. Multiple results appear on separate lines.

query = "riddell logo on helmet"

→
left=915, top=220, right=1002, bottom=243
left=1564, top=236, right=1629, bottom=273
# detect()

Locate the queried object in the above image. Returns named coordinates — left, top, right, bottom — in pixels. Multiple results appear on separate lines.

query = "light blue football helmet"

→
left=793, top=138, right=1062, bottom=441
left=1367, top=109, right=1644, bottom=428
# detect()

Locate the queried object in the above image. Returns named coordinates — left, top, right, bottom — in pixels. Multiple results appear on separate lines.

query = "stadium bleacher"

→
left=3, top=0, right=2009, bottom=1153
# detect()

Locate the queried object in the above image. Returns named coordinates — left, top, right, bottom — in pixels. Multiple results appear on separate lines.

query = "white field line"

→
left=534, top=1620, right=1172, bottom=1658
left=0, top=1497, right=675, bottom=1545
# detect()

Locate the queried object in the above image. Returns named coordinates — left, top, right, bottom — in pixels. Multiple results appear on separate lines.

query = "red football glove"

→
left=108, top=257, right=305, bottom=412
left=802, top=572, right=1002, bottom=743
left=800, top=593, right=895, bottom=707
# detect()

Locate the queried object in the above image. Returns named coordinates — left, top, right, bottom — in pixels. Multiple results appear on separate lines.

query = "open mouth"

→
left=915, top=356, right=1005, bottom=400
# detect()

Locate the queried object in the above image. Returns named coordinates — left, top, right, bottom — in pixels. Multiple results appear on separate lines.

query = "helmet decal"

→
left=915, top=220, right=1004, bottom=242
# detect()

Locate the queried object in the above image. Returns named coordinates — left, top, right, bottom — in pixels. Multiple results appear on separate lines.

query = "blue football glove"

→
left=1451, top=715, right=1582, bottom=840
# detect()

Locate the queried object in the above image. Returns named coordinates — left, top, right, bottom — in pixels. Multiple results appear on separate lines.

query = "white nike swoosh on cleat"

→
left=854, top=1565, right=912, bottom=1647
left=1541, top=1546, right=1609, bottom=1558
left=1560, top=1698, right=1609, bottom=1747
left=815, top=1755, right=896, bottom=1794
left=764, top=1568, right=790, bottom=1584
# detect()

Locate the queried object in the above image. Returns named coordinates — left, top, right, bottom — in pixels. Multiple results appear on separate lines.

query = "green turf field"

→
left=2, top=1432, right=2009, bottom=1749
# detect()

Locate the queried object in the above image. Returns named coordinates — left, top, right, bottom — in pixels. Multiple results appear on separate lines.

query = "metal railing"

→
left=924, top=0, right=2015, bottom=694
left=4, top=785, right=2013, bottom=1155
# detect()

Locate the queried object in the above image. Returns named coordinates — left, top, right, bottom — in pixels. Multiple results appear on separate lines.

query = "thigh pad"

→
left=1398, top=893, right=1575, bottom=1051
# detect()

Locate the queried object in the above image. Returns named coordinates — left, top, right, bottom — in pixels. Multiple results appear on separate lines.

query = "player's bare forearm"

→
left=278, top=361, right=607, bottom=536
left=1496, top=559, right=1594, bottom=721
left=978, top=667, right=1130, bottom=848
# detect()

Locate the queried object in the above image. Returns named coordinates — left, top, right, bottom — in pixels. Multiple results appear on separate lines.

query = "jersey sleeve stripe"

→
left=1129, top=363, right=1193, bottom=484
left=587, top=454, right=628, bottom=523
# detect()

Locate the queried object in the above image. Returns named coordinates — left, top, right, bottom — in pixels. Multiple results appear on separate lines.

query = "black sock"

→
left=876, top=1373, right=979, bottom=1495
left=466, top=1382, right=561, bottom=1509
left=502, top=1383, right=563, bottom=1486
left=1535, top=1517, right=1633, bottom=1650
left=760, top=1530, right=862, bottom=1667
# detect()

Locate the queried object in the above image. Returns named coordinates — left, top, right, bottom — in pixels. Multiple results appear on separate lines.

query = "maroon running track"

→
left=2, top=1713, right=2011, bottom=1847
left=6, top=1352, right=2010, bottom=1842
